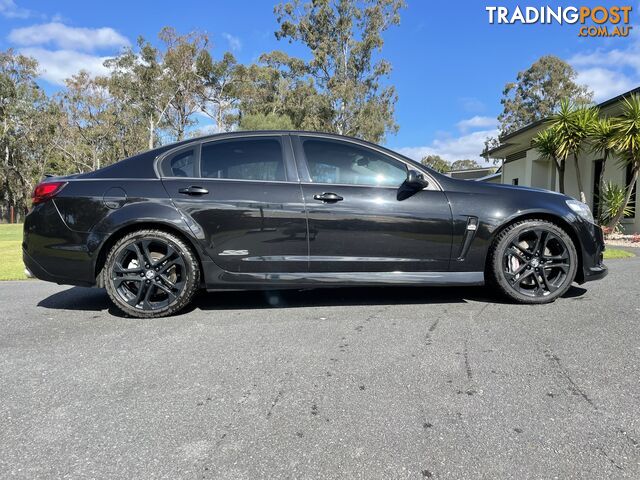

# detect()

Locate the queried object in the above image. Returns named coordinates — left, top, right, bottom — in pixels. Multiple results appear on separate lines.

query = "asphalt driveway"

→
left=1, top=257, right=639, bottom=479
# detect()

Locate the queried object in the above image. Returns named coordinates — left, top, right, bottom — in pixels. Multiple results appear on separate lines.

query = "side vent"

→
left=506, top=149, right=528, bottom=163
left=457, top=216, right=479, bottom=261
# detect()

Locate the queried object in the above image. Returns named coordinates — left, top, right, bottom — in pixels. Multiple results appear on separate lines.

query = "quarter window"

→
left=201, top=138, right=286, bottom=181
left=302, top=139, right=407, bottom=187
left=163, top=149, right=196, bottom=177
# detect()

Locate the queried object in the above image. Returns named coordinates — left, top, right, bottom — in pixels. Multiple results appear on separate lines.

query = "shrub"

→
left=599, top=182, right=634, bottom=231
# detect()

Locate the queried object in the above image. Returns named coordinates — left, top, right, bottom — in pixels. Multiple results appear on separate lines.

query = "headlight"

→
left=566, top=199, right=594, bottom=223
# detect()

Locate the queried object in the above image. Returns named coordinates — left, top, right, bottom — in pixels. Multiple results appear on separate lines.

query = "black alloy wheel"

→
left=491, top=219, right=578, bottom=304
left=103, top=230, right=200, bottom=318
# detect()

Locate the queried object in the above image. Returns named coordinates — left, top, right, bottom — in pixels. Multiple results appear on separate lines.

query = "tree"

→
left=420, top=154, right=450, bottom=173
left=233, top=58, right=330, bottom=131
left=533, top=127, right=565, bottom=193
left=239, top=112, right=295, bottom=130
left=103, top=38, right=174, bottom=149
left=0, top=49, right=59, bottom=217
left=498, top=55, right=593, bottom=136
left=160, top=27, right=209, bottom=142
left=450, top=159, right=482, bottom=171
left=607, top=94, right=640, bottom=229
left=271, top=0, right=405, bottom=142
left=195, top=50, right=238, bottom=133
left=589, top=117, right=615, bottom=221
left=482, top=136, right=501, bottom=165
left=550, top=100, right=598, bottom=203
left=54, top=71, right=147, bottom=173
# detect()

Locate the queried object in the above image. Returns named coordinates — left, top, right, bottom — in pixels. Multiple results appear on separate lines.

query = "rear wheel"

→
left=489, top=219, right=578, bottom=304
left=103, top=229, right=200, bottom=318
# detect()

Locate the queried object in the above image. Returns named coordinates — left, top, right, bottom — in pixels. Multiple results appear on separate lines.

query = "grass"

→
left=0, top=224, right=27, bottom=281
left=603, top=248, right=635, bottom=260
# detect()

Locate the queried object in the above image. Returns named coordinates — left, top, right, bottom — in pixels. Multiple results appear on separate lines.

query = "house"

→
left=483, top=87, right=640, bottom=233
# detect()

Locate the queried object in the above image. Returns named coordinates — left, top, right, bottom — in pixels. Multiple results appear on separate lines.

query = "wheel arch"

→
left=485, top=211, right=584, bottom=283
left=94, top=221, right=205, bottom=287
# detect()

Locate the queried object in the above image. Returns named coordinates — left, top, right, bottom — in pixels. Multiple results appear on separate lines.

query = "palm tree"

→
left=608, top=94, right=640, bottom=229
left=533, top=127, right=565, bottom=193
left=551, top=100, right=598, bottom=203
left=590, top=117, right=615, bottom=221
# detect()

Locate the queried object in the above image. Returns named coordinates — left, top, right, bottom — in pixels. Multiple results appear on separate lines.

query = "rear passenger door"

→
left=160, top=135, right=309, bottom=273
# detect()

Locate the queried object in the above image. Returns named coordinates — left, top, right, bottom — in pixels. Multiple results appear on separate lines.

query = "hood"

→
left=480, top=181, right=566, bottom=196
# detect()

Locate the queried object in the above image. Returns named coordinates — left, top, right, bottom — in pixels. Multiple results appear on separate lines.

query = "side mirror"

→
left=405, top=169, right=429, bottom=189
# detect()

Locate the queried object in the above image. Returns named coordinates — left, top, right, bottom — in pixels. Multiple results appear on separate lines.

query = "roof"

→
left=484, top=85, right=640, bottom=158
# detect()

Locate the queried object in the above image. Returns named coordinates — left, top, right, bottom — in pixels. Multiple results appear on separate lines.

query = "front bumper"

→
left=582, top=263, right=608, bottom=283
left=575, top=221, right=608, bottom=284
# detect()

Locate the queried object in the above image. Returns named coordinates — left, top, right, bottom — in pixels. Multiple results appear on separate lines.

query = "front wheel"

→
left=489, top=219, right=578, bottom=304
left=103, top=229, right=200, bottom=318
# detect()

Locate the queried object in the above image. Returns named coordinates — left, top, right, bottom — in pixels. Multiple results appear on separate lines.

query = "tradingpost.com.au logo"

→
left=486, top=5, right=633, bottom=37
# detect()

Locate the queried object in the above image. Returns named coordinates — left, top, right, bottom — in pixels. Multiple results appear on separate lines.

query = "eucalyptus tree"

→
left=0, top=49, right=59, bottom=216
left=498, top=55, right=593, bottom=136
left=159, top=27, right=209, bottom=141
left=270, top=0, right=405, bottom=142
left=420, top=154, right=450, bottom=173
left=195, top=50, right=238, bottom=133
left=103, top=38, right=173, bottom=149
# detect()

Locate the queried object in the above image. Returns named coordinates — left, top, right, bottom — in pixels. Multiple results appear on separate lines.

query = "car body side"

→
left=22, top=131, right=606, bottom=290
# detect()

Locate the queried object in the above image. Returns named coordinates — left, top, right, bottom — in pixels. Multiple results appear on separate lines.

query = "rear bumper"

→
left=23, top=247, right=94, bottom=286
left=23, top=202, right=99, bottom=287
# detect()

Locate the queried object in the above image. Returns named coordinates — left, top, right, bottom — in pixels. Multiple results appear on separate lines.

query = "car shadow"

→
left=37, top=284, right=588, bottom=316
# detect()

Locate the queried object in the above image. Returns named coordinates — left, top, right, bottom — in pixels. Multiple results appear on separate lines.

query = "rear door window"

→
left=200, top=138, right=286, bottom=181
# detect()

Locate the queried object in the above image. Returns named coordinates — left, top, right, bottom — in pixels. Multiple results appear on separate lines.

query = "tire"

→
left=488, top=219, right=578, bottom=304
left=103, top=229, right=200, bottom=318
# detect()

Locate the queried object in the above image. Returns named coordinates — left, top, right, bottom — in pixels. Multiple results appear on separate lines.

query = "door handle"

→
left=313, top=192, right=344, bottom=203
left=178, top=186, right=209, bottom=196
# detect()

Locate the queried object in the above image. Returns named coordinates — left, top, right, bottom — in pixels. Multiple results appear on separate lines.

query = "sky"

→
left=1, top=0, right=639, bottom=164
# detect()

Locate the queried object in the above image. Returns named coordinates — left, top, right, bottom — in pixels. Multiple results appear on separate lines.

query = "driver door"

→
left=293, top=135, right=453, bottom=272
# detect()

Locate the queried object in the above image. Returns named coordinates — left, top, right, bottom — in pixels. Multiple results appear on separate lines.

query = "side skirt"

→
left=204, top=270, right=485, bottom=290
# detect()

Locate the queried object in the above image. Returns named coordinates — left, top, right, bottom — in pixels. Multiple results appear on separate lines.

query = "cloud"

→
left=9, top=22, right=130, bottom=52
left=568, top=28, right=640, bottom=102
left=222, top=32, right=241, bottom=51
left=397, top=128, right=497, bottom=164
left=575, top=68, right=636, bottom=102
left=19, top=47, right=111, bottom=85
left=457, top=96, right=485, bottom=113
left=0, top=0, right=31, bottom=18
left=456, top=115, right=497, bottom=133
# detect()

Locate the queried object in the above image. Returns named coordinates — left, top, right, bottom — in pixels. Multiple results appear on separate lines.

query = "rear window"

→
left=201, top=138, right=285, bottom=181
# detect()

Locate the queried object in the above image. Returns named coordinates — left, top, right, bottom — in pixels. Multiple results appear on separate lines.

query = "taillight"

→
left=32, top=181, right=67, bottom=205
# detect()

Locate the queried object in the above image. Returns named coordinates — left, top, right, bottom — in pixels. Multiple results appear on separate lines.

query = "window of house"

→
left=302, top=139, right=407, bottom=187
left=512, top=178, right=519, bottom=186
left=200, top=138, right=286, bottom=182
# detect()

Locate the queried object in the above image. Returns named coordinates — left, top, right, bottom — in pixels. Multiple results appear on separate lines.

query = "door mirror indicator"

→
left=405, top=170, right=429, bottom=189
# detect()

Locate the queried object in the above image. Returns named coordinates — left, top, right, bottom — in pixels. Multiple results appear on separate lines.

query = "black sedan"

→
left=23, top=131, right=607, bottom=318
